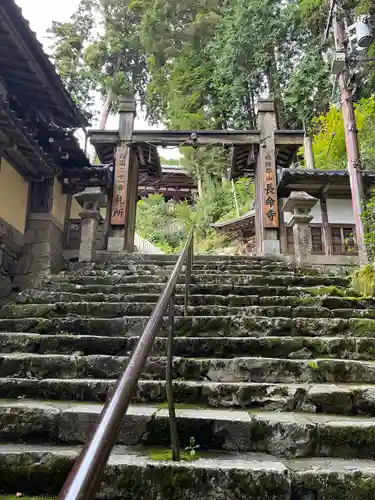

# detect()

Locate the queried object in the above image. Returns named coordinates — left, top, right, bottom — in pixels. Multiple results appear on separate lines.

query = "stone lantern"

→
left=282, top=191, right=318, bottom=264
left=75, top=187, right=106, bottom=263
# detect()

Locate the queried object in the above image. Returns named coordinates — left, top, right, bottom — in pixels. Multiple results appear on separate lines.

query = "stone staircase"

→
left=1, top=255, right=375, bottom=498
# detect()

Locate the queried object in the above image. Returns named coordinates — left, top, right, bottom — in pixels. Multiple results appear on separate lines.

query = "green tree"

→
left=49, top=0, right=147, bottom=122
left=208, top=0, right=333, bottom=129
left=48, top=0, right=98, bottom=117
left=305, top=96, right=375, bottom=170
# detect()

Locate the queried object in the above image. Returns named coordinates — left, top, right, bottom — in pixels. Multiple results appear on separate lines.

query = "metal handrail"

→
left=57, top=227, right=194, bottom=500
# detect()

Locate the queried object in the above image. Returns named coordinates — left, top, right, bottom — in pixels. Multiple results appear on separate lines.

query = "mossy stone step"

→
left=2, top=334, right=375, bottom=360
left=2, top=444, right=375, bottom=499
left=2, top=401, right=375, bottom=460
left=47, top=273, right=348, bottom=287
left=1, top=354, right=375, bottom=384
left=0, top=316, right=372, bottom=338
left=71, top=264, right=298, bottom=276
left=0, top=444, right=292, bottom=499
left=41, top=281, right=349, bottom=297
left=91, top=262, right=297, bottom=272
left=1, top=378, right=375, bottom=416
left=1, top=302, right=350, bottom=320
left=95, top=253, right=284, bottom=264
left=11, top=291, right=373, bottom=311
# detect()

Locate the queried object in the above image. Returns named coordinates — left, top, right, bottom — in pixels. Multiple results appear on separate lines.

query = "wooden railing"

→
left=57, top=228, right=194, bottom=500
left=134, top=233, right=165, bottom=254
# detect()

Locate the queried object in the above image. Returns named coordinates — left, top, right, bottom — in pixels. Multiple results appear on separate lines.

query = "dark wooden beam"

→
left=1, top=66, right=43, bottom=84
left=5, top=77, right=50, bottom=97
left=89, top=129, right=262, bottom=147
left=274, top=131, right=304, bottom=145
left=320, top=189, right=333, bottom=255
left=134, top=130, right=262, bottom=146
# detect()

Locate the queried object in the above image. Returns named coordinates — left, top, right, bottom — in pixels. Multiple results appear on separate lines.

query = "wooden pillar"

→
left=255, top=99, right=280, bottom=255
left=107, top=96, right=136, bottom=251
left=304, top=135, right=315, bottom=170
left=29, top=179, right=54, bottom=214
left=124, top=155, right=139, bottom=252
left=279, top=198, right=287, bottom=254
left=320, top=194, right=332, bottom=255
left=63, top=193, right=73, bottom=249
left=104, top=186, right=113, bottom=250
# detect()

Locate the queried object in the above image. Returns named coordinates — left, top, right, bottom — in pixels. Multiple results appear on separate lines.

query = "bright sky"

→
left=14, top=0, right=180, bottom=160
left=16, top=0, right=80, bottom=39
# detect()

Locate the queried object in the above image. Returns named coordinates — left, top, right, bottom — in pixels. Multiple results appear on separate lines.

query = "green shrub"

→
left=350, top=264, right=375, bottom=297
left=136, top=177, right=254, bottom=254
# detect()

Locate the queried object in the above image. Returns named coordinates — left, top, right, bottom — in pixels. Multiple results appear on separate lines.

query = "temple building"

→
left=211, top=168, right=375, bottom=265
left=138, top=165, right=197, bottom=201
left=0, top=0, right=89, bottom=297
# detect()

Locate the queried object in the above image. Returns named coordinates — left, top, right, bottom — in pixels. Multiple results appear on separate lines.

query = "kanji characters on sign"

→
left=263, top=153, right=279, bottom=228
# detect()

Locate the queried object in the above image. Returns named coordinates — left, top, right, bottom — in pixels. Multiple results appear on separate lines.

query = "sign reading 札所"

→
left=111, top=146, right=128, bottom=225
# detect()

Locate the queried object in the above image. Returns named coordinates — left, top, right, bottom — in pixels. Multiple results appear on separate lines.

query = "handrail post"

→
left=167, top=291, right=180, bottom=461
left=184, top=232, right=193, bottom=317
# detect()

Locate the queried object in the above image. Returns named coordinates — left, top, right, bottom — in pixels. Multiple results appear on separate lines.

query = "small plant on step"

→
left=185, top=436, right=200, bottom=457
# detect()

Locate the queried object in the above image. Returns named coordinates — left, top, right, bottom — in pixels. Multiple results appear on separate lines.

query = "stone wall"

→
left=16, top=213, right=64, bottom=290
left=0, top=217, right=24, bottom=299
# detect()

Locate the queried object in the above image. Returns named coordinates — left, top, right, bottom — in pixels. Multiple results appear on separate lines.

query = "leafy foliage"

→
left=362, top=188, right=375, bottom=260
left=48, top=0, right=147, bottom=118
left=300, top=96, right=375, bottom=170
left=48, top=0, right=98, bottom=117
left=49, top=0, right=375, bottom=131
left=136, top=177, right=254, bottom=253
left=350, top=264, right=375, bottom=296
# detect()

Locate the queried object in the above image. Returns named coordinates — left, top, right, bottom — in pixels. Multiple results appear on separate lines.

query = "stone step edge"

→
left=3, top=302, right=367, bottom=310
left=0, top=378, right=372, bottom=414
left=3, top=333, right=375, bottom=360
left=3, top=398, right=375, bottom=425
left=2, top=354, right=375, bottom=384
left=2, top=352, right=375, bottom=365
left=3, top=400, right=375, bottom=459
left=0, top=315, right=356, bottom=322
left=1, top=377, right=374, bottom=392
left=11, top=293, right=370, bottom=303
left=50, top=273, right=348, bottom=281
left=0, top=444, right=375, bottom=499
left=2, top=333, right=373, bottom=342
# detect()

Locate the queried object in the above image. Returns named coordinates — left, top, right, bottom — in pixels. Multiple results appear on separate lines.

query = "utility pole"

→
left=330, top=1, right=368, bottom=263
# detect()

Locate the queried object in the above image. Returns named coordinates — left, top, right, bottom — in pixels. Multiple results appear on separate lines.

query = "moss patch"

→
left=148, top=447, right=220, bottom=462
left=351, top=265, right=375, bottom=297
left=307, top=360, right=319, bottom=370
left=303, top=286, right=347, bottom=298
left=148, top=448, right=199, bottom=462
left=156, top=402, right=211, bottom=411
left=349, top=318, right=375, bottom=336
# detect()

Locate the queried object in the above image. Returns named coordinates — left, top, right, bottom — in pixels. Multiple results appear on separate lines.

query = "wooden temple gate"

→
left=64, top=97, right=304, bottom=256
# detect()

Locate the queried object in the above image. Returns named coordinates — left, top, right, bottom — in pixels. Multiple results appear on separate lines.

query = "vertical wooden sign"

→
left=263, top=152, right=279, bottom=228
left=111, top=146, right=128, bottom=225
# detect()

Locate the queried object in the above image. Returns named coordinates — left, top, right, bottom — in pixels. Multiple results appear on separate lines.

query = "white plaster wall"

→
left=283, top=198, right=354, bottom=225
left=326, top=199, right=354, bottom=224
